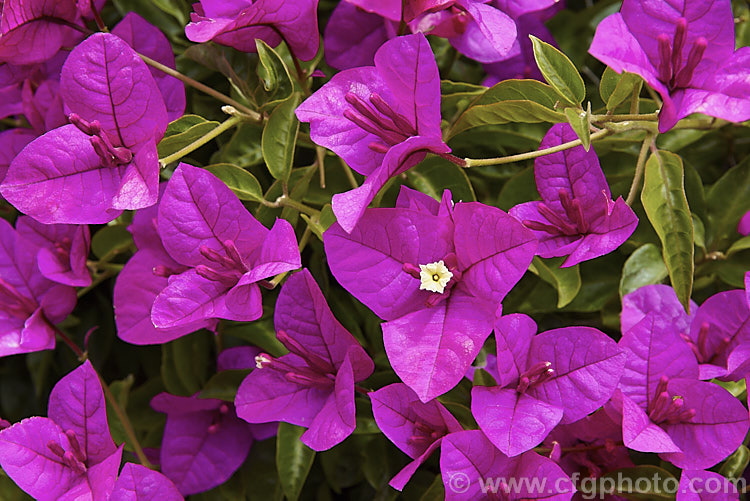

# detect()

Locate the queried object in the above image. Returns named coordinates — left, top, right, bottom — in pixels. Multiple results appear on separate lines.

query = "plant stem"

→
left=96, top=368, right=154, bottom=469
left=464, top=129, right=612, bottom=168
left=138, top=53, right=261, bottom=120
left=77, top=269, right=118, bottom=298
left=339, top=158, right=359, bottom=189
left=159, top=115, right=241, bottom=166
left=316, top=146, right=326, bottom=189
left=626, top=132, right=655, bottom=205
left=264, top=195, right=320, bottom=217
left=51, top=324, right=84, bottom=359
left=592, top=112, right=659, bottom=123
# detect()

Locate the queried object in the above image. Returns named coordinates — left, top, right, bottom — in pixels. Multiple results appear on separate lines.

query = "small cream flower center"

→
left=419, top=260, right=453, bottom=294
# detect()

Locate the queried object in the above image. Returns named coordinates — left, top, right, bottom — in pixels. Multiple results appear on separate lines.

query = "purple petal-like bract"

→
left=235, top=269, right=373, bottom=451
left=110, top=463, right=184, bottom=501
left=440, top=430, right=574, bottom=500
left=152, top=163, right=300, bottom=329
left=0, top=218, right=76, bottom=357
left=111, top=13, right=186, bottom=121
left=0, top=361, right=122, bottom=500
left=370, top=383, right=462, bottom=490
left=151, top=393, right=253, bottom=495
left=510, top=123, right=638, bottom=267
left=325, top=188, right=536, bottom=401
left=677, top=470, right=739, bottom=501
left=473, top=316, right=625, bottom=456
left=185, top=0, right=320, bottom=61
left=589, top=0, right=750, bottom=132
left=297, top=33, right=450, bottom=232
left=0, top=33, right=168, bottom=223
left=0, top=0, right=82, bottom=64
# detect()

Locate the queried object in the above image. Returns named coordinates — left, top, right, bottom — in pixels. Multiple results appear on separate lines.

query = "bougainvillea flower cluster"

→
left=298, top=33, right=451, bottom=233
left=2, top=0, right=750, bottom=499
left=510, top=123, right=638, bottom=267
left=590, top=0, right=750, bottom=132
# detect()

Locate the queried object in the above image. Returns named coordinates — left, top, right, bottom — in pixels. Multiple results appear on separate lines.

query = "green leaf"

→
left=204, top=163, right=264, bottom=202
left=449, top=80, right=566, bottom=138
left=706, top=155, right=750, bottom=251
left=105, top=375, right=134, bottom=450
left=255, top=40, right=294, bottom=109
left=564, top=104, right=591, bottom=151
left=301, top=204, right=335, bottom=241
left=619, top=243, right=668, bottom=298
left=158, top=115, right=220, bottom=158
left=91, top=225, right=132, bottom=259
left=530, top=35, right=585, bottom=105
left=596, top=466, right=677, bottom=500
left=161, top=331, right=213, bottom=396
left=199, top=369, right=251, bottom=401
left=420, top=476, right=445, bottom=501
left=641, top=151, right=694, bottom=312
left=148, top=0, right=188, bottom=25
left=472, top=369, right=497, bottom=387
left=727, top=235, right=750, bottom=256
left=528, top=257, right=581, bottom=308
left=276, top=423, right=315, bottom=501
left=406, top=157, right=476, bottom=202
left=719, top=445, right=750, bottom=478
left=262, top=93, right=301, bottom=182
left=212, top=123, right=264, bottom=168
left=599, top=68, right=642, bottom=112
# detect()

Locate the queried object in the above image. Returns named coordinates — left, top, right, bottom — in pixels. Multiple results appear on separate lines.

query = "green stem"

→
left=316, top=147, right=326, bottom=189
left=339, top=158, right=359, bottom=189
left=138, top=54, right=261, bottom=120
left=626, top=131, right=656, bottom=205
left=629, top=86, right=640, bottom=114
left=51, top=324, right=84, bottom=359
left=265, top=195, right=320, bottom=217
left=96, top=369, right=154, bottom=469
left=87, top=261, right=124, bottom=273
left=592, top=112, right=659, bottom=123
left=159, top=115, right=241, bottom=166
left=464, top=129, right=612, bottom=168
left=77, top=270, right=118, bottom=298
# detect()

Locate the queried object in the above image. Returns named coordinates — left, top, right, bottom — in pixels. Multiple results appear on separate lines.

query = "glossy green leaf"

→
left=161, top=331, right=213, bottom=396
left=301, top=204, right=335, bottom=241
left=276, top=423, right=315, bottom=501
left=91, top=225, right=132, bottom=259
left=204, top=163, right=264, bottom=202
left=530, top=35, right=585, bottom=105
left=449, top=80, right=566, bottom=138
left=262, top=93, right=300, bottom=182
left=105, top=375, right=134, bottom=451
left=706, top=155, right=750, bottom=251
left=212, top=123, right=264, bottom=168
left=596, top=466, right=677, bottom=500
left=599, top=67, right=643, bottom=112
left=255, top=40, right=294, bottom=109
left=564, top=104, right=591, bottom=151
left=198, top=369, right=251, bottom=401
left=529, top=256, right=581, bottom=308
left=720, top=445, right=750, bottom=478
left=158, top=115, right=220, bottom=158
left=619, top=243, right=668, bottom=298
left=641, top=151, right=694, bottom=312
left=472, top=369, right=497, bottom=387
left=727, top=235, right=750, bottom=256
left=420, top=475, right=445, bottom=501
left=407, top=157, right=476, bottom=202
